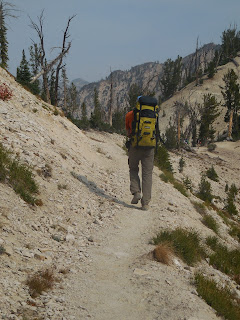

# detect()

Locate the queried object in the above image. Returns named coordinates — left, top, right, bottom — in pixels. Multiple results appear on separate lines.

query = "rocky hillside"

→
left=159, top=55, right=240, bottom=139
left=0, top=66, right=240, bottom=320
left=74, top=43, right=217, bottom=118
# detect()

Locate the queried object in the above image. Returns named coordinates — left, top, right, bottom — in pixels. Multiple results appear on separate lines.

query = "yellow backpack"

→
left=131, top=96, right=159, bottom=148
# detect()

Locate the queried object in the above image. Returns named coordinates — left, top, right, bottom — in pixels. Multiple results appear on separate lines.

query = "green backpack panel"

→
left=131, top=96, right=159, bottom=148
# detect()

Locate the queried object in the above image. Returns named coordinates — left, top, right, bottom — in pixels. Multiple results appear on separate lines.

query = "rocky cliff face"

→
left=74, top=43, right=217, bottom=119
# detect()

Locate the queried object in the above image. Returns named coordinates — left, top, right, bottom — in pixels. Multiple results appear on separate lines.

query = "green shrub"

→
left=197, top=174, right=213, bottom=203
left=153, top=228, right=205, bottom=266
left=0, top=245, right=6, bottom=255
left=209, top=244, right=240, bottom=281
left=206, top=165, right=219, bottom=182
left=172, top=180, right=188, bottom=197
left=178, top=156, right=185, bottom=173
left=195, top=274, right=240, bottom=320
left=192, top=201, right=207, bottom=215
left=224, top=183, right=238, bottom=215
left=202, top=215, right=219, bottom=234
left=229, top=224, right=240, bottom=242
left=155, top=144, right=173, bottom=173
left=206, top=236, right=219, bottom=251
left=207, top=143, right=217, bottom=152
left=164, top=125, right=177, bottom=150
left=9, top=159, right=38, bottom=204
left=0, top=143, right=39, bottom=204
left=159, top=170, right=174, bottom=183
left=183, top=177, right=192, bottom=191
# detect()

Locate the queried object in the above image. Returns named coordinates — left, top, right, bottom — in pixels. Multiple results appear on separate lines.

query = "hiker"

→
left=125, top=95, right=159, bottom=211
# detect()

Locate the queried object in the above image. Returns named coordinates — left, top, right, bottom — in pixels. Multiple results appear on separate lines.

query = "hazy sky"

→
left=7, top=0, right=240, bottom=82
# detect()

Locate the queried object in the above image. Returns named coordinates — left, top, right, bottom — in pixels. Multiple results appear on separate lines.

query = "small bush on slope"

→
left=195, top=274, right=240, bottom=320
left=0, top=143, right=39, bottom=204
left=153, top=228, right=205, bottom=266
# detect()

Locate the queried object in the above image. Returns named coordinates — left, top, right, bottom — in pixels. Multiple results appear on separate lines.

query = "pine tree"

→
left=220, top=27, right=240, bottom=65
left=0, top=2, right=8, bottom=69
left=90, top=87, right=102, bottom=129
left=112, top=110, right=125, bottom=134
left=66, top=82, right=78, bottom=118
left=80, top=102, right=89, bottom=129
left=160, top=56, right=182, bottom=101
left=221, top=69, right=240, bottom=139
left=16, top=50, right=32, bottom=86
left=29, top=44, right=40, bottom=95
left=198, top=94, right=220, bottom=145
left=49, top=69, right=56, bottom=105
left=127, top=83, right=142, bottom=111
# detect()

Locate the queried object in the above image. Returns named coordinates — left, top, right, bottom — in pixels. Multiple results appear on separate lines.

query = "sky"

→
left=6, top=0, right=240, bottom=83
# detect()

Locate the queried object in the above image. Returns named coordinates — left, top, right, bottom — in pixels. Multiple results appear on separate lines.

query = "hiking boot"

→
left=131, top=193, right=141, bottom=204
left=141, top=204, right=149, bottom=211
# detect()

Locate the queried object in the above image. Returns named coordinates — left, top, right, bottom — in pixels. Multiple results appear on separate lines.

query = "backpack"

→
left=131, top=96, right=159, bottom=148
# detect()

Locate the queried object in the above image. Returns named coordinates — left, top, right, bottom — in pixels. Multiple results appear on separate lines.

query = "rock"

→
left=65, top=234, right=75, bottom=242
left=133, top=268, right=149, bottom=276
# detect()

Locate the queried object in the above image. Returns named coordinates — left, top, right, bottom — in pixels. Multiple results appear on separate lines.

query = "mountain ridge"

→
left=73, top=43, right=218, bottom=118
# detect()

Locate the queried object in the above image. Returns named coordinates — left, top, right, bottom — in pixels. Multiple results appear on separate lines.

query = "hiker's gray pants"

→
left=128, top=146, right=154, bottom=205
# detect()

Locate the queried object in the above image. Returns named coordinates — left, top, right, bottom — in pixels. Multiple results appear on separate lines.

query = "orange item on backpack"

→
left=125, top=110, right=134, bottom=134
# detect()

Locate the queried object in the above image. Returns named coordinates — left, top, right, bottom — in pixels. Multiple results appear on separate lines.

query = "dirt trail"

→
left=64, top=149, right=220, bottom=320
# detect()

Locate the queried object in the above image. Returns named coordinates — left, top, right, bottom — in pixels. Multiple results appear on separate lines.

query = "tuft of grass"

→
left=229, top=224, right=240, bottom=242
left=202, top=215, right=219, bottom=234
left=209, top=245, right=240, bottom=282
left=9, top=159, right=38, bottom=205
left=57, top=184, right=67, bottom=190
left=0, top=143, right=39, bottom=204
left=26, top=268, right=56, bottom=298
left=160, top=170, right=188, bottom=197
left=159, top=170, right=174, bottom=183
left=206, top=236, right=219, bottom=251
left=152, top=243, right=173, bottom=265
left=0, top=245, right=6, bottom=255
left=192, top=201, right=207, bottom=215
left=172, top=180, right=188, bottom=197
left=195, top=273, right=240, bottom=320
left=153, top=228, right=205, bottom=266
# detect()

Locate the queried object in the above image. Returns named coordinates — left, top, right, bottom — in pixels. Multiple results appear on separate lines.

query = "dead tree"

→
left=29, top=11, right=51, bottom=103
left=108, top=67, right=113, bottom=126
left=61, top=67, right=68, bottom=111
left=173, top=100, right=187, bottom=150
left=29, top=11, right=74, bottom=105
left=54, top=15, right=75, bottom=107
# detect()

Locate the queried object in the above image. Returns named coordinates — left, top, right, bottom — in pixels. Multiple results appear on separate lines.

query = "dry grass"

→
left=26, top=268, right=56, bottom=298
left=153, top=243, right=173, bottom=265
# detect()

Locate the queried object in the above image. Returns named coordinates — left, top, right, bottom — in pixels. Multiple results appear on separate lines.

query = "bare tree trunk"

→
left=195, top=37, right=199, bottom=86
left=30, top=43, right=71, bottom=84
left=228, top=109, right=234, bottom=139
left=29, top=11, right=74, bottom=105
left=177, top=111, right=181, bottom=150
left=54, top=15, right=75, bottom=107
left=108, top=67, right=113, bottom=126
left=62, top=68, right=68, bottom=110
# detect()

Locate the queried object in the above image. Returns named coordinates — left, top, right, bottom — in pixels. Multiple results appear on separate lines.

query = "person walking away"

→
left=125, top=95, right=159, bottom=210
